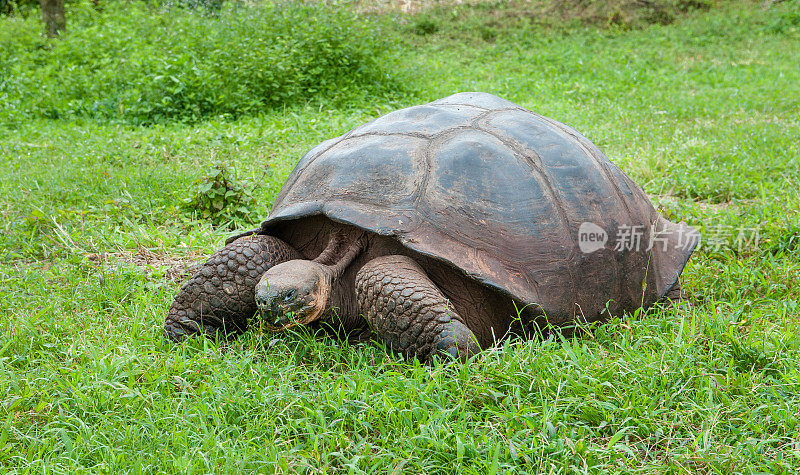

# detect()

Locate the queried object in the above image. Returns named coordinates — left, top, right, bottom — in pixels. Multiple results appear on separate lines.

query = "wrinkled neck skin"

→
left=316, top=229, right=365, bottom=273
left=314, top=229, right=365, bottom=317
left=302, top=264, right=334, bottom=326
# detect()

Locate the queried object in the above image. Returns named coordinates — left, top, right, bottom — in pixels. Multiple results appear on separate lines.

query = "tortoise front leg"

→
left=165, top=235, right=300, bottom=341
left=355, top=255, right=481, bottom=363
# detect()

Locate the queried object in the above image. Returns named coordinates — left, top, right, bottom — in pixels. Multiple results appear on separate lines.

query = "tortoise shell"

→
left=245, top=92, right=697, bottom=325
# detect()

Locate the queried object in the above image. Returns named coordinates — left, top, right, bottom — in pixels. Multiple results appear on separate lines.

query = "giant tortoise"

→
left=165, top=92, right=698, bottom=362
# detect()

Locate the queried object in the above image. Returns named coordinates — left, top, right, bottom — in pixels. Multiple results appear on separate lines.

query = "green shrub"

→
left=182, top=164, right=256, bottom=228
left=0, top=0, right=36, bottom=16
left=0, top=1, right=404, bottom=124
left=169, top=0, right=225, bottom=14
left=410, top=15, right=439, bottom=35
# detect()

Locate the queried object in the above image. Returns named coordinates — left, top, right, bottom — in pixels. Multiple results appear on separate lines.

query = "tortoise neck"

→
left=313, top=228, right=367, bottom=281
left=313, top=228, right=347, bottom=265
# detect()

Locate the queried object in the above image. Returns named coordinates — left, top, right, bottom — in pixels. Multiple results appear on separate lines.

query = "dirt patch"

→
left=652, top=193, right=741, bottom=216
left=693, top=200, right=735, bottom=212
left=349, top=0, right=476, bottom=15
left=85, top=247, right=205, bottom=282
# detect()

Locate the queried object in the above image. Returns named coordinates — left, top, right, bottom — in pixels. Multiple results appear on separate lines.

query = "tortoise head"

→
left=255, top=260, right=332, bottom=331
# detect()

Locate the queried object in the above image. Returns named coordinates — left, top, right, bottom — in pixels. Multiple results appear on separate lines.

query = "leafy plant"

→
left=0, top=0, right=37, bottom=16
left=182, top=164, right=256, bottom=228
left=410, top=15, right=439, bottom=35
left=169, top=0, right=224, bottom=14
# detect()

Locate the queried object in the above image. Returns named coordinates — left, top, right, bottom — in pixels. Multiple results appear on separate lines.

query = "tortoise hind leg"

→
left=165, top=235, right=300, bottom=341
left=355, top=255, right=481, bottom=363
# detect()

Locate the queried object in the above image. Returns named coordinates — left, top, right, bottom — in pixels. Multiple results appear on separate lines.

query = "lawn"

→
left=1, top=0, right=799, bottom=472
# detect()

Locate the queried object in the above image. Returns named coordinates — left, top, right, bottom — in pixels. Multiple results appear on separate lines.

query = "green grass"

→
left=1, top=0, right=799, bottom=472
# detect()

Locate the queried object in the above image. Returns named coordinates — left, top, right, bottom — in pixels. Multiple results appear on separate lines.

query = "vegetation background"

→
left=1, top=0, right=799, bottom=472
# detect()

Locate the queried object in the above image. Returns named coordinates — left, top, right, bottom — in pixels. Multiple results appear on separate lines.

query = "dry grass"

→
left=84, top=247, right=205, bottom=282
left=345, top=0, right=718, bottom=27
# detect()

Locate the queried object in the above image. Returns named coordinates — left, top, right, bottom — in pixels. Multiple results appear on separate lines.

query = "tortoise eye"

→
left=283, top=289, right=297, bottom=302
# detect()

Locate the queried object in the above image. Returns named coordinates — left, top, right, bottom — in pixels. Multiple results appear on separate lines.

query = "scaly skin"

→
left=355, top=255, right=480, bottom=362
left=164, top=235, right=300, bottom=341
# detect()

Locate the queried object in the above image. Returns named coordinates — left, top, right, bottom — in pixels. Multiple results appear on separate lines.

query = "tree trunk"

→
left=40, top=0, right=66, bottom=38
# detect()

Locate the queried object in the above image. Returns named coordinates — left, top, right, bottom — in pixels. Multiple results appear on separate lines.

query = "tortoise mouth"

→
left=259, top=302, right=318, bottom=331
left=255, top=288, right=323, bottom=331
